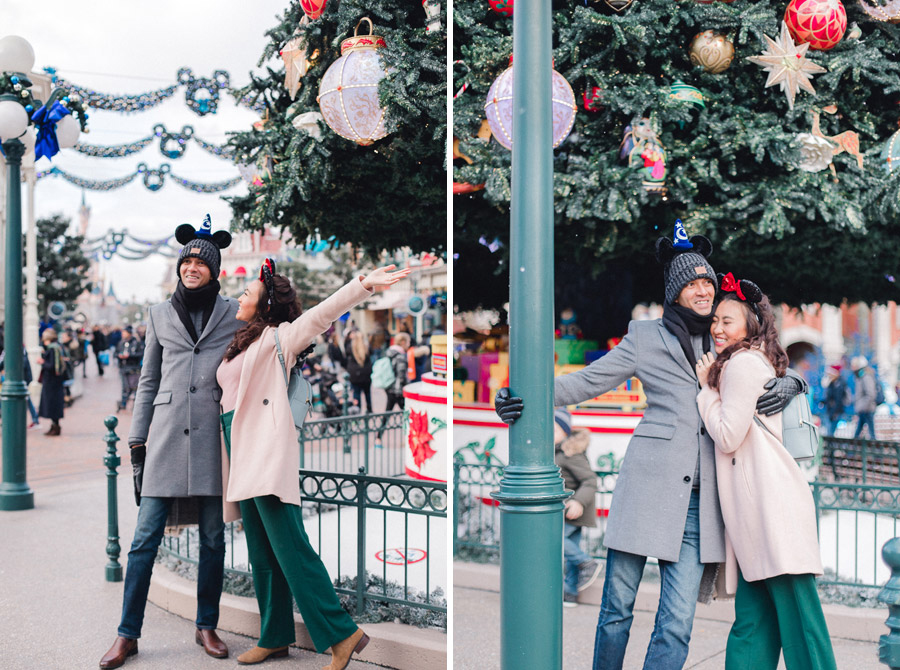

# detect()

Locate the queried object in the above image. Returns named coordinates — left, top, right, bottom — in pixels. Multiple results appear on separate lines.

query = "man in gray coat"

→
left=101, top=216, right=239, bottom=669
left=495, top=226, right=801, bottom=670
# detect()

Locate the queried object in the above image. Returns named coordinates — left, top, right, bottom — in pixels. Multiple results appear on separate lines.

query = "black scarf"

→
left=662, top=303, right=713, bottom=373
left=171, top=279, right=220, bottom=343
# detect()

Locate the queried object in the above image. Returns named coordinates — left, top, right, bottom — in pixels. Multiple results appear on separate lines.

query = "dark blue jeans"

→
left=593, top=489, right=705, bottom=670
left=854, top=411, right=876, bottom=439
left=564, top=523, right=591, bottom=597
left=118, top=496, right=225, bottom=639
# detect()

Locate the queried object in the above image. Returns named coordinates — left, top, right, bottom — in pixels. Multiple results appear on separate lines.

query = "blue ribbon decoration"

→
left=31, top=100, right=71, bottom=161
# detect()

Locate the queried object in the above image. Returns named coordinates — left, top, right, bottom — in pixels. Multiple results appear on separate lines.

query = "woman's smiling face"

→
left=710, top=299, right=749, bottom=353
left=236, top=281, right=264, bottom=322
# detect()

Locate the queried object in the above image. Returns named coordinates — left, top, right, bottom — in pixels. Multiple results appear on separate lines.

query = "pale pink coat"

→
left=220, top=278, right=372, bottom=522
left=697, top=348, right=823, bottom=595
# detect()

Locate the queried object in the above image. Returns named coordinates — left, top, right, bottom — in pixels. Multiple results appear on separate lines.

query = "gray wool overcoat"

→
left=128, top=295, right=240, bottom=497
left=555, top=319, right=726, bottom=564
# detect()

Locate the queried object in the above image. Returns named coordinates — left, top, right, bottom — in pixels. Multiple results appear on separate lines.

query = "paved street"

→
left=0, top=359, right=391, bottom=669
left=453, top=562, right=886, bottom=670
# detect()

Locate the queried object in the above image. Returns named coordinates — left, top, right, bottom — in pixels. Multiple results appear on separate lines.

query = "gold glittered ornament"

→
left=689, top=31, right=735, bottom=74
left=747, top=21, right=827, bottom=110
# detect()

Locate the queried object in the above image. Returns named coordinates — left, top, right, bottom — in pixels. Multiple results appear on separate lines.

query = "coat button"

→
left=683, top=475, right=691, bottom=483
left=700, top=426, right=706, bottom=435
left=732, top=458, right=736, bottom=465
left=184, top=428, right=190, bottom=435
left=263, top=399, right=269, bottom=405
left=190, top=386, right=196, bottom=393
left=194, top=347, right=200, bottom=354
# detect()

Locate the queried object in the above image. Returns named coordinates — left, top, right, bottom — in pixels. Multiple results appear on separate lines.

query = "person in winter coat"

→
left=695, top=279, right=835, bottom=670
left=116, top=327, right=145, bottom=411
left=494, top=223, right=805, bottom=670
left=216, top=258, right=409, bottom=667
left=820, top=366, right=848, bottom=437
left=92, top=325, right=109, bottom=377
left=100, top=216, right=240, bottom=669
left=345, top=330, right=373, bottom=413
left=375, top=332, right=410, bottom=445
left=851, top=356, right=878, bottom=439
left=36, top=329, right=66, bottom=436
left=554, top=409, right=601, bottom=607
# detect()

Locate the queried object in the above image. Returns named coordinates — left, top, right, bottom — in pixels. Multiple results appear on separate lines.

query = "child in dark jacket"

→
left=554, top=408, right=602, bottom=606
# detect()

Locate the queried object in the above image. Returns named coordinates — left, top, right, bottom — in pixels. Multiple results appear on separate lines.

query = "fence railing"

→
left=299, top=411, right=406, bottom=477
left=160, top=468, right=447, bottom=622
left=454, top=445, right=900, bottom=591
left=821, top=436, right=900, bottom=485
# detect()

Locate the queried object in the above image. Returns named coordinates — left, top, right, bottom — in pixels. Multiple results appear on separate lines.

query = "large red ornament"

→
left=488, top=0, right=514, bottom=16
left=784, top=0, right=847, bottom=51
left=300, top=0, right=327, bottom=20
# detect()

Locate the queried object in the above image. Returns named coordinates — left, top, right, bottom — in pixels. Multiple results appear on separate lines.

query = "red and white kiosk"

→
left=402, top=334, right=448, bottom=482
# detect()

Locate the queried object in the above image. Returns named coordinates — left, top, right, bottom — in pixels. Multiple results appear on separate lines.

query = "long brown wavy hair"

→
left=223, top=275, right=302, bottom=361
left=706, top=292, right=789, bottom=390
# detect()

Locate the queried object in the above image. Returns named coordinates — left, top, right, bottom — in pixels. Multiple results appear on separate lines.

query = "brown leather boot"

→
left=323, top=629, right=369, bottom=670
left=236, top=646, right=289, bottom=665
left=45, top=422, right=61, bottom=436
left=195, top=628, right=228, bottom=658
left=99, top=636, right=138, bottom=669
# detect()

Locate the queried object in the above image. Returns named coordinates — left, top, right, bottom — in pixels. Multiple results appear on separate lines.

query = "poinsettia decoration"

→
left=408, top=409, right=437, bottom=468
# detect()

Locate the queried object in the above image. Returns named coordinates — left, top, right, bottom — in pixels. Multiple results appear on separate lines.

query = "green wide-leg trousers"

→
left=725, top=572, right=837, bottom=670
left=222, top=411, right=357, bottom=653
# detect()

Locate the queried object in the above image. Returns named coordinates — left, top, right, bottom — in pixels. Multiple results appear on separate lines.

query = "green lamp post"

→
left=491, top=2, right=571, bottom=669
left=0, top=35, right=86, bottom=511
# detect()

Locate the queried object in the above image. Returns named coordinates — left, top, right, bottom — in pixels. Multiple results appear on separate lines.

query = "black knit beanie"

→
left=174, top=213, right=232, bottom=279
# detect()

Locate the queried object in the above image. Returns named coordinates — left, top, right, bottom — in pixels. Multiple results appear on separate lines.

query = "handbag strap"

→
left=273, top=328, right=289, bottom=387
left=753, top=414, right=778, bottom=439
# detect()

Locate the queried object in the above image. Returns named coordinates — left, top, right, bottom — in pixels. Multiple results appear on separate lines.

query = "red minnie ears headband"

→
left=718, top=272, right=764, bottom=321
left=259, top=258, right=276, bottom=306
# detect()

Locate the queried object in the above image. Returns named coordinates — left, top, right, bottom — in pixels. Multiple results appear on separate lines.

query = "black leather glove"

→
left=756, top=376, right=802, bottom=416
left=494, top=387, right=524, bottom=425
left=297, top=343, right=316, bottom=365
left=130, top=445, right=146, bottom=506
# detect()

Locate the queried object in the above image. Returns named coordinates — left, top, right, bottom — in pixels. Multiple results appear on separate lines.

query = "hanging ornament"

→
left=583, top=86, right=604, bottom=112
left=747, top=21, right=827, bottom=110
left=689, top=31, right=735, bottom=74
left=594, top=0, right=635, bottom=12
left=669, top=80, right=705, bottom=110
left=423, top=0, right=442, bottom=31
left=784, top=0, right=847, bottom=50
left=281, top=17, right=313, bottom=101
left=300, top=0, right=327, bottom=20
left=177, top=68, right=229, bottom=116
left=483, top=56, right=577, bottom=150
left=453, top=121, right=492, bottom=194
left=488, top=0, right=513, bottom=16
left=795, top=133, right=834, bottom=172
left=317, top=18, right=390, bottom=146
left=881, top=122, right=900, bottom=173
left=809, top=109, right=863, bottom=171
left=619, top=116, right=667, bottom=196
left=859, top=0, right=900, bottom=22
left=292, top=111, right=324, bottom=138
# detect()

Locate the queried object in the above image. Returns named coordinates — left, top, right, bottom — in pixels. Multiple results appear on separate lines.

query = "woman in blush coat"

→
left=216, top=259, right=409, bottom=668
left=695, top=275, right=835, bottom=670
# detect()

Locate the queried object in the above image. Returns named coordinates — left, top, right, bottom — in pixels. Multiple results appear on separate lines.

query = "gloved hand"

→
left=297, top=343, right=316, bottom=364
left=494, top=388, right=524, bottom=425
left=756, top=376, right=802, bottom=416
left=130, top=445, right=146, bottom=506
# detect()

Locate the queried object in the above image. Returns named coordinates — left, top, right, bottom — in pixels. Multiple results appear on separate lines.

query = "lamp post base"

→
left=0, top=483, right=34, bottom=511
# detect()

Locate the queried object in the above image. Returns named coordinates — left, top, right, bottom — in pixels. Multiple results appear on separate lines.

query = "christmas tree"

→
left=227, top=0, right=446, bottom=257
left=454, top=0, right=900, bottom=338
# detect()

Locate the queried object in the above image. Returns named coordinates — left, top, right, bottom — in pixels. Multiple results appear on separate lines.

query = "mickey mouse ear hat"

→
left=175, top=213, right=232, bottom=279
left=655, top=219, right=715, bottom=305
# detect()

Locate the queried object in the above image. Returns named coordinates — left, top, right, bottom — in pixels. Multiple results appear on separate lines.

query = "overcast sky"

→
left=3, top=0, right=291, bottom=303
